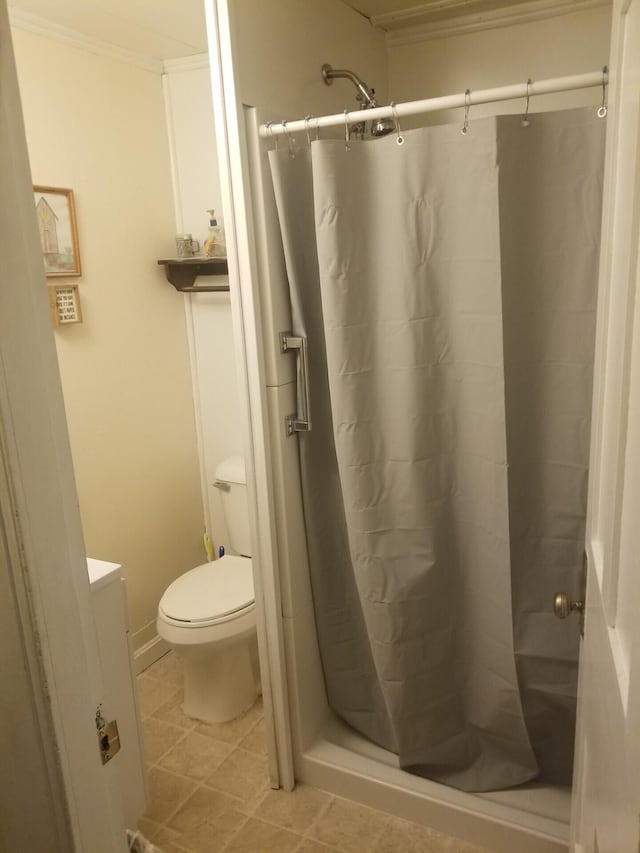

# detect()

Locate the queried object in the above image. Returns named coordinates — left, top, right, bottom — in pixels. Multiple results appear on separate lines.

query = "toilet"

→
left=157, top=456, right=258, bottom=723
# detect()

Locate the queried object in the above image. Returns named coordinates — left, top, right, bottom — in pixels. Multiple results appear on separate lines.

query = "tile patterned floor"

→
left=137, top=653, right=493, bottom=853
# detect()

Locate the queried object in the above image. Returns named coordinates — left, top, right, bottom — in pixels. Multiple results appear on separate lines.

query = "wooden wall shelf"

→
left=157, top=257, right=230, bottom=292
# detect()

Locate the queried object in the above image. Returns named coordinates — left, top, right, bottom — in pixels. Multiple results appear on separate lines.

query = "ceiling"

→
left=7, top=0, right=596, bottom=60
left=341, top=0, right=552, bottom=30
left=7, top=0, right=208, bottom=60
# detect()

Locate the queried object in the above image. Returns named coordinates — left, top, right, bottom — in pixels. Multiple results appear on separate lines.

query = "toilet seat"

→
left=159, top=555, right=254, bottom=628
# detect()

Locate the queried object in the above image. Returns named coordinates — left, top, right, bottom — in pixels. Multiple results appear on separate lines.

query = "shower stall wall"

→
left=268, top=108, right=604, bottom=794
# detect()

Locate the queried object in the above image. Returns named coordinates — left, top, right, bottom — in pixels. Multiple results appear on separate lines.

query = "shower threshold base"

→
left=299, top=715, right=569, bottom=853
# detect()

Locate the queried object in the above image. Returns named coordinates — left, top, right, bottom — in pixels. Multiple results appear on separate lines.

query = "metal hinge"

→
left=96, top=705, right=121, bottom=765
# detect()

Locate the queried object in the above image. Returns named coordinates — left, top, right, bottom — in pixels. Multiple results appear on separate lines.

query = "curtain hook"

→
left=461, top=89, right=471, bottom=135
left=265, top=121, right=274, bottom=148
left=598, top=66, right=608, bottom=118
left=344, top=109, right=351, bottom=151
left=267, top=120, right=278, bottom=150
left=282, top=120, right=296, bottom=158
left=390, top=102, right=405, bottom=146
left=304, top=115, right=313, bottom=147
left=521, top=78, right=532, bottom=127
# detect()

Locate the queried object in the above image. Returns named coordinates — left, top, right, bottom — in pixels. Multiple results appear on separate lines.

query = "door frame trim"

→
left=204, top=0, right=295, bottom=791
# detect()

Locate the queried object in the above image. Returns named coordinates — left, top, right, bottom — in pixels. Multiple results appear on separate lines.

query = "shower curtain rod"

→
left=258, top=70, right=605, bottom=138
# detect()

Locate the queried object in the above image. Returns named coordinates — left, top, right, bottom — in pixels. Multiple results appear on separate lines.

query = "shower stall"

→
left=262, top=102, right=604, bottom=851
left=267, top=104, right=604, bottom=797
left=205, top=1, right=612, bottom=850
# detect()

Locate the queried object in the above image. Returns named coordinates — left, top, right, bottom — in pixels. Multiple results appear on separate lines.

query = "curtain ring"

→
left=304, top=115, right=313, bottom=147
left=461, top=89, right=471, bottom=135
left=390, top=102, right=405, bottom=146
left=282, top=120, right=296, bottom=158
left=266, top=120, right=279, bottom=151
left=521, top=78, right=532, bottom=127
left=265, top=121, right=274, bottom=148
left=344, top=109, right=351, bottom=151
left=598, top=66, right=608, bottom=118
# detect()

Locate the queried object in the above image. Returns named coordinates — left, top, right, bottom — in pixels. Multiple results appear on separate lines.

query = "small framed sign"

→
left=49, top=284, right=83, bottom=326
left=33, top=185, right=82, bottom=277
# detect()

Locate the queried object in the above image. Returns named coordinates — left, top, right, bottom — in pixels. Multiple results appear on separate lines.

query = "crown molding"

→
left=8, top=8, right=164, bottom=74
left=373, top=0, right=494, bottom=28
left=385, top=0, right=612, bottom=46
left=163, top=54, right=209, bottom=74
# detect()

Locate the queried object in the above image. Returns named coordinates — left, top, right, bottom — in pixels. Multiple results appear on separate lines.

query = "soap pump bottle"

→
left=204, top=209, right=226, bottom=258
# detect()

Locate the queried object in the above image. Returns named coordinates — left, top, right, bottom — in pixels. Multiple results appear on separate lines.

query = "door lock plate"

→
left=96, top=706, right=120, bottom=765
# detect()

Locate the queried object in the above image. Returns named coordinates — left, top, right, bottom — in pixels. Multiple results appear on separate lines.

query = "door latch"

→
left=552, top=550, right=588, bottom=637
left=96, top=705, right=121, bottom=765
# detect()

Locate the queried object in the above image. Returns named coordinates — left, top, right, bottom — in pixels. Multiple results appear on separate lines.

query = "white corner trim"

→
left=133, top=633, right=170, bottom=675
left=385, top=0, right=612, bottom=46
left=163, top=53, right=210, bottom=74
left=8, top=8, right=164, bottom=74
left=162, top=73, right=185, bottom=233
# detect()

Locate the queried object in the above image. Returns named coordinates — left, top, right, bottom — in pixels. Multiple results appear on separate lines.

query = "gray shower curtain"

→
left=269, top=108, right=604, bottom=792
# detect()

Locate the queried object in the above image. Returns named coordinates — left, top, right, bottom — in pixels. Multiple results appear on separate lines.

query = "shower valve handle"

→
left=553, top=592, right=584, bottom=620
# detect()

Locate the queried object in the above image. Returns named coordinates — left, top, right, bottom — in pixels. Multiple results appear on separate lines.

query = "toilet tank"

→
left=215, top=455, right=251, bottom=556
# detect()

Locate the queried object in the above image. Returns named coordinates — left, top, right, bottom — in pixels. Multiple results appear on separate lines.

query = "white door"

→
left=571, top=2, right=640, bottom=851
left=0, top=3, right=127, bottom=850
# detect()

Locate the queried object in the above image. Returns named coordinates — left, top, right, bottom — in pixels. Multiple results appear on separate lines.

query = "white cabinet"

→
left=87, top=558, right=147, bottom=831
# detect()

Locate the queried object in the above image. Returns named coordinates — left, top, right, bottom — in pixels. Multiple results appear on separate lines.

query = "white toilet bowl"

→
left=157, top=554, right=258, bottom=723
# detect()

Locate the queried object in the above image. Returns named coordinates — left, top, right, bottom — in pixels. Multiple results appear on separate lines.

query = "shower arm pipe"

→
left=258, top=70, right=604, bottom=137
left=321, top=64, right=376, bottom=107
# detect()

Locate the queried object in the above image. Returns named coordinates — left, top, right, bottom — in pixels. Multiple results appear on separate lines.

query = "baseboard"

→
left=133, top=633, right=170, bottom=675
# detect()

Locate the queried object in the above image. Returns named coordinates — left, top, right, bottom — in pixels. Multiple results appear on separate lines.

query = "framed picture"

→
left=48, top=284, right=83, bottom=326
left=33, top=185, right=81, bottom=277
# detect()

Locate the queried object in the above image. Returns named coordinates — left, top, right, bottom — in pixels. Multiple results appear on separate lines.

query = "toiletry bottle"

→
left=204, top=209, right=226, bottom=258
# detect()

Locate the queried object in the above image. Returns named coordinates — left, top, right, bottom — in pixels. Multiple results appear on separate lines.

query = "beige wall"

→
left=163, top=62, right=244, bottom=554
left=388, top=7, right=611, bottom=125
left=12, top=28, right=205, bottom=651
left=230, top=0, right=388, bottom=116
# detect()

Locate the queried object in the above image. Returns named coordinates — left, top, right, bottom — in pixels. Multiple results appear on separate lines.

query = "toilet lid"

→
left=159, top=555, right=254, bottom=624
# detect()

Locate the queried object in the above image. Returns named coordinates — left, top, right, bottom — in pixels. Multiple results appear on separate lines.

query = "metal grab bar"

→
left=280, top=332, right=312, bottom=435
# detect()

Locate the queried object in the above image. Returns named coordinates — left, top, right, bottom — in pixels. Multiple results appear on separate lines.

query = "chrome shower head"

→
left=321, top=63, right=394, bottom=138
left=370, top=116, right=395, bottom=138
left=321, top=63, right=376, bottom=106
